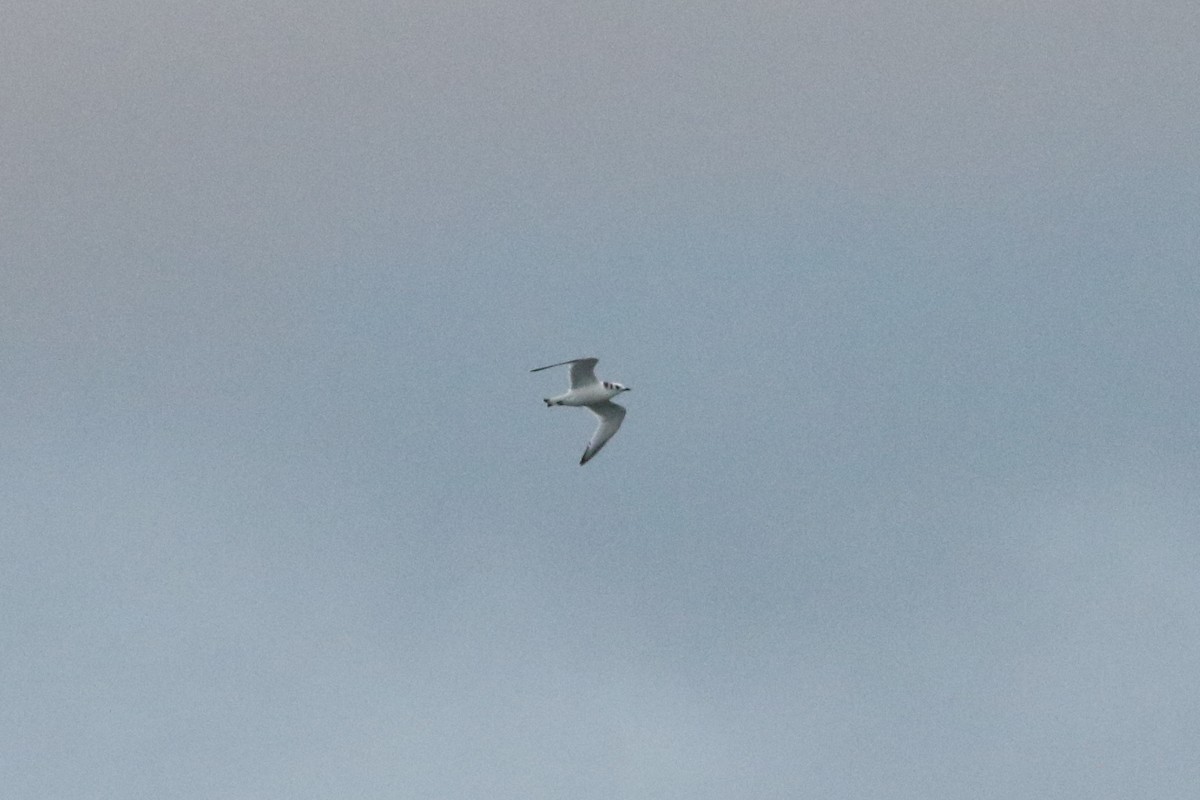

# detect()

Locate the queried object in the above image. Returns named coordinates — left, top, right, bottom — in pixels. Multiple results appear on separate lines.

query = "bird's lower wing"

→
left=580, top=401, right=626, bottom=465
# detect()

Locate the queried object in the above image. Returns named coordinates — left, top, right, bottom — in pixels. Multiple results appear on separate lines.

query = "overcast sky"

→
left=4, top=2, right=1199, bottom=798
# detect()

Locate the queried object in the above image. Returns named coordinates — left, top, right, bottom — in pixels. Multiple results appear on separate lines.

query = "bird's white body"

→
left=545, top=382, right=624, bottom=407
left=530, top=357, right=631, bottom=465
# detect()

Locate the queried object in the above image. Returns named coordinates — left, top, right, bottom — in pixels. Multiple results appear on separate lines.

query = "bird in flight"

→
left=531, top=357, right=631, bottom=465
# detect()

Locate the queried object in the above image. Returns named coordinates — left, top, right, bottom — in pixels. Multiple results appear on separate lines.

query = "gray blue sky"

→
left=4, top=2, right=1199, bottom=797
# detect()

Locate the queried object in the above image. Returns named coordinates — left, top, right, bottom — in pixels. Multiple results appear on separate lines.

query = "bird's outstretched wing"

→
left=580, top=401, right=626, bottom=465
left=529, top=357, right=599, bottom=389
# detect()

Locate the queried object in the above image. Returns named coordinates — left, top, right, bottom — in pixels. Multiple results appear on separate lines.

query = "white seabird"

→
left=530, top=357, right=631, bottom=465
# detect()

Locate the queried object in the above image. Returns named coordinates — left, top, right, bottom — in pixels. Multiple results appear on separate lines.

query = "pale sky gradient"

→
left=3, top=3, right=1199, bottom=798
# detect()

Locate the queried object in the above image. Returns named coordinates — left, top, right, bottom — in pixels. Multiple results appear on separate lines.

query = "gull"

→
left=530, top=357, right=631, bottom=465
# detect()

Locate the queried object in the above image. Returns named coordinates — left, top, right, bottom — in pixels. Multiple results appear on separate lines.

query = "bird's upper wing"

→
left=567, top=358, right=600, bottom=388
left=529, top=357, right=599, bottom=389
left=580, top=401, right=626, bottom=465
